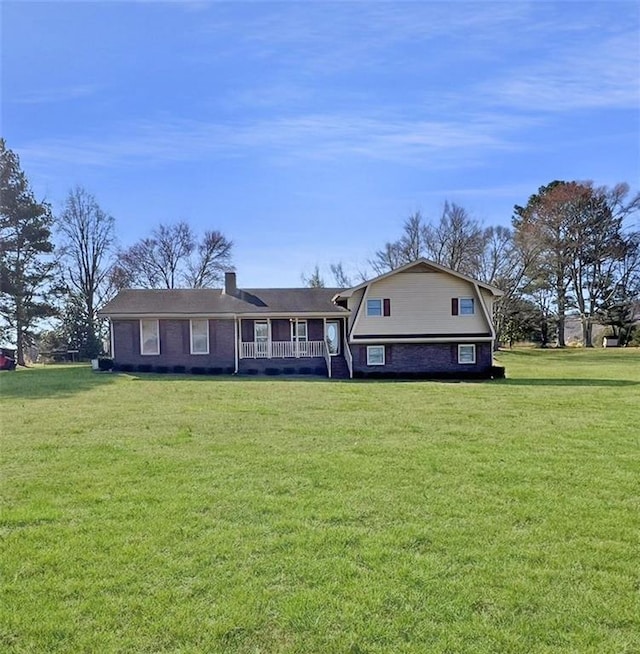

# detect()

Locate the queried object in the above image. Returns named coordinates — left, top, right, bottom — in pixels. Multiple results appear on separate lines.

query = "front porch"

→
left=236, top=317, right=351, bottom=378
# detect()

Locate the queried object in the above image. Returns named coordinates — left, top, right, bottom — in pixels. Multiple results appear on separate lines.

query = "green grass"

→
left=1, top=349, right=639, bottom=653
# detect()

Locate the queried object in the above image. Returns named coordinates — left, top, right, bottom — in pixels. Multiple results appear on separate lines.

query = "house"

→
left=98, top=259, right=504, bottom=379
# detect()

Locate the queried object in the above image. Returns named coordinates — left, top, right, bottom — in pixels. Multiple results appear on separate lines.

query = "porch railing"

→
left=240, top=340, right=326, bottom=359
left=343, top=334, right=353, bottom=378
left=324, top=340, right=331, bottom=379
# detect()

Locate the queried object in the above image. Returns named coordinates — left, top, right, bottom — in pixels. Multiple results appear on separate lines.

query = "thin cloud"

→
left=16, top=109, right=532, bottom=171
left=10, top=84, right=102, bottom=105
left=486, top=31, right=639, bottom=111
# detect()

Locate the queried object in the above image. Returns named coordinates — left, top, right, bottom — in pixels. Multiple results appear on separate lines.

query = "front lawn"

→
left=1, top=349, right=638, bottom=653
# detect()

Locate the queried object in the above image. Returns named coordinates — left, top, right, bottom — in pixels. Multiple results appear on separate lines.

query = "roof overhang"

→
left=99, top=311, right=348, bottom=320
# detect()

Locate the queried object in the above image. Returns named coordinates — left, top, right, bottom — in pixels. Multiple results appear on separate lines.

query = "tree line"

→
left=0, top=140, right=232, bottom=365
left=2, top=138, right=639, bottom=365
left=304, top=191, right=640, bottom=348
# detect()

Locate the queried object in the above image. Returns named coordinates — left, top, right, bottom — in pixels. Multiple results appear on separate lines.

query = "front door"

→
left=325, top=320, right=340, bottom=355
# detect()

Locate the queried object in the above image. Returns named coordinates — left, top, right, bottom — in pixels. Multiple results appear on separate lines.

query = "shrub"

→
left=172, top=365, right=186, bottom=374
left=98, top=357, right=113, bottom=371
left=490, top=366, right=506, bottom=379
left=155, top=366, right=169, bottom=374
left=137, top=364, right=152, bottom=374
left=191, top=367, right=207, bottom=375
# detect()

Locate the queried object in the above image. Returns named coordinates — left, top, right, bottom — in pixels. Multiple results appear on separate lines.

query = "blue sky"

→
left=2, top=1, right=639, bottom=287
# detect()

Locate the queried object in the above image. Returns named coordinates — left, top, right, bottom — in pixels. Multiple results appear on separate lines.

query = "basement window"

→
left=367, top=345, right=385, bottom=366
left=458, top=344, right=476, bottom=364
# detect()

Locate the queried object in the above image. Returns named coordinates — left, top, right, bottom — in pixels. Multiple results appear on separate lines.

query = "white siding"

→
left=352, top=272, right=490, bottom=336
left=347, top=288, right=365, bottom=333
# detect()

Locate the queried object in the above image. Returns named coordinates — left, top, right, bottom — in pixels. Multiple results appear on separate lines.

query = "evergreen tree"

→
left=0, top=139, right=57, bottom=365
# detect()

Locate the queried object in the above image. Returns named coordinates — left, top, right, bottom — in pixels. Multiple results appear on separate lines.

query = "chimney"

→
left=224, top=271, right=237, bottom=296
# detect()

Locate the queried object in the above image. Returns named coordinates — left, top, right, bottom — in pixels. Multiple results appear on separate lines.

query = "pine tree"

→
left=0, top=139, right=57, bottom=365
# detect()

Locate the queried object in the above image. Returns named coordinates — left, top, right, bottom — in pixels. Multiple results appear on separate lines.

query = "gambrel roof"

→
left=333, top=258, right=504, bottom=301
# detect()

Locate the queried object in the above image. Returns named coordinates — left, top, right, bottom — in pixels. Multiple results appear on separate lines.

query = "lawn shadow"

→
left=498, top=377, right=639, bottom=387
left=0, top=365, right=118, bottom=400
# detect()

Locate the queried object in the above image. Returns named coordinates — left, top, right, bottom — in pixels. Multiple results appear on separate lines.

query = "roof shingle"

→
left=98, top=287, right=348, bottom=317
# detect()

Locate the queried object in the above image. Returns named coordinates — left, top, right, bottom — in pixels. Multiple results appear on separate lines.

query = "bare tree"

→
left=57, top=187, right=115, bottom=357
left=113, top=222, right=232, bottom=289
left=369, top=212, right=427, bottom=274
left=369, top=241, right=405, bottom=275
left=423, top=202, right=487, bottom=277
left=329, top=262, right=352, bottom=287
left=184, top=230, right=233, bottom=288
left=302, top=264, right=325, bottom=288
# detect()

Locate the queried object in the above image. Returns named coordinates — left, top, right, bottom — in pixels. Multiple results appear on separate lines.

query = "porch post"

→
left=268, top=318, right=272, bottom=358
left=109, top=320, right=115, bottom=358
left=295, top=318, right=299, bottom=357
left=234, top=317, right=239, bottom=373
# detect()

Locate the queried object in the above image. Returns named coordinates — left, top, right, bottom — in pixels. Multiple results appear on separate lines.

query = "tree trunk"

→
left=582, top=317, right=594, bottom=347
left=557, top=293, right=566, bottom=347
left=16, top=316, right=25, bottom=367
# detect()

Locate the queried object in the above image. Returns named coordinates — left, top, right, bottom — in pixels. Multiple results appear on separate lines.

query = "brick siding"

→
left=112, top=319, right=235, bottom=370
left=351, top=342, right=494, bottom=378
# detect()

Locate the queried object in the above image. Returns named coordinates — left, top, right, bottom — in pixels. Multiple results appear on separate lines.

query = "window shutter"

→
left=383, top=298, right=391, bottom=316
left=359, top=346, right=366, bottom=364
left=386, top=345, right=392, bottom=364
left=451, top=298, right=459, bottom=315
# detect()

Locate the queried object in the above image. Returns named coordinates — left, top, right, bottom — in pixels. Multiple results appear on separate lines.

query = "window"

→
left=190, top=319, right=209, bottom=355
left=366, top=298, right=391, bottom=316
left=458, top=344, right=476, bottom=364
left=367, top=345, right=385, bottom=366
left=367, top=299, right=382, bottom=316
left=140, top=320, right=159, bottom=355
left=291, top=320, right=308, bottom=342
left=452, top=297, right=475, bottom=315
left=460, top=298, right=475, bottom=315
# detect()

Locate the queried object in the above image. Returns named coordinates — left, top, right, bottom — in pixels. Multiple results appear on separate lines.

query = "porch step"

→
left=330, top=355, right=350, bottom=379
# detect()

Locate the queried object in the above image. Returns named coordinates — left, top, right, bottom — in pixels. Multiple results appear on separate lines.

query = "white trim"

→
left=350, top=336, right=493, bottom=344
left=100, top=311, right=348, bottom=320
left=351, top=284, right=371, bottom=338
left=473, top=282, right=496, bottom=340
left=109, top=320, right=115, bottom=358
left=140, top=319, right=160, bottom=356
left=458, top=344, right=476, bottom=364
left=366, top=345, right=385, bottom=366
left=189, top=319, right=209, bottom=355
